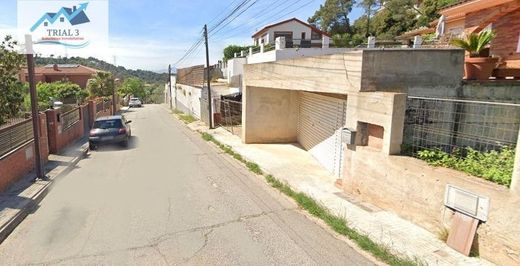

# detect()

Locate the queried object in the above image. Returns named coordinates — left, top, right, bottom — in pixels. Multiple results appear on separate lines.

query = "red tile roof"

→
left=22, top=64, right=99, bottom=75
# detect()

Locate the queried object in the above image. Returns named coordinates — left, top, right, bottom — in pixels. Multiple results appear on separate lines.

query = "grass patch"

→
left=172, top=109, right=197, bottom=124
left=178, top=114, right=196, bottom=124
left=264, top=175, right=418, bottom=266
left=199, top=131, right=420, bottom=266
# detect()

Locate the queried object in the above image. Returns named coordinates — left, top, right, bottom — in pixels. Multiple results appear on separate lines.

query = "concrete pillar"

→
left=260, top=43, right=264, bottom=53
left=511, top=129, right=520, bottom=195
left=367, top=36, right=376, bottom=48
left=413, top=36, right=423, bottom=48
left=234, top=52, right=237, bottom=58
left=240, top=50, right=245, bottom=57
left=275, top=37, right=285, bottom=50
left=249, top=47, right=253, bottom=56
left=322, top=36, right=330, bottom=48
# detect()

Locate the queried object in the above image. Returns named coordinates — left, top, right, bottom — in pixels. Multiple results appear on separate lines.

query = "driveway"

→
left=0, top=104, right=374, bottom=265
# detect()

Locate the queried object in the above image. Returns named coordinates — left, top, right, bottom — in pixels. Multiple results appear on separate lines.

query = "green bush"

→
left=417, top=147, right=515, bottom=186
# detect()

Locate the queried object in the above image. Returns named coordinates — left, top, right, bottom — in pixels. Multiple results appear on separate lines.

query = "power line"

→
left=173, top=0, right=254, bottom=67
left=209, top=0, right=259, bottom=37
left=213, top=0, right=317, bottom=43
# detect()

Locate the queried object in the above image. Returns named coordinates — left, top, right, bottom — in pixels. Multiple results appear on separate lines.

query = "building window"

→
left=311, top=31, right=321, bottom=40
left=274, top=31, right=293, bottom=41
left=44, top=22, right=48, bottom=26
left=60, top=17, right=65, bottom=22
left=517, top=32, right=520, bottom=53
left=301, top=32, right=306, bottom=40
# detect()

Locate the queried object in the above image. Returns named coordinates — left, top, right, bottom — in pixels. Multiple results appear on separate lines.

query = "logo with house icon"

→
left=30, top=2, right=90, bottom=32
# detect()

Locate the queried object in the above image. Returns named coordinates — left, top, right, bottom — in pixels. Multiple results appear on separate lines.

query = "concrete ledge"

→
left=0, top=140, right=88, bottom=244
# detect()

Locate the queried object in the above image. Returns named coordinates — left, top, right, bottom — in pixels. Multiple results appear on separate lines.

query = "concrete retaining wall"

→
left=343, top=147, right=520, bottom=265
left=242, top=86, right=299, bottom=143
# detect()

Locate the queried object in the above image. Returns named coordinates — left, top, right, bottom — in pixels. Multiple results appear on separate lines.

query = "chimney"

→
left=53, top=64, right=59, bottom=71
left=73, top=6, right=77, bottom=12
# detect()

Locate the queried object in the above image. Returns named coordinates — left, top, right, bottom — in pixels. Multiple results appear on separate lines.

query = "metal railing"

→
left=0, top=118, right=33, bottom=158
left=62, top=108, right=81, bottom=131
left=403, top=96, right=520, bottom=157
left=215, top=99, right=242, bottom=136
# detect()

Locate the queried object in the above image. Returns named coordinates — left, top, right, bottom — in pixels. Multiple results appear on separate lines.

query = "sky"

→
left=0, top=0, right=363, bottom=71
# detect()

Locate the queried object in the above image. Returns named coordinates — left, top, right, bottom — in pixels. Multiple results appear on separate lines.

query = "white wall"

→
left=247, top=48, right=351, bottom=64
left=176, top=84, right=202, bottom=118
left=226, top=57, right=247, bottom=87
left=265, top=20, right=314, bottom=43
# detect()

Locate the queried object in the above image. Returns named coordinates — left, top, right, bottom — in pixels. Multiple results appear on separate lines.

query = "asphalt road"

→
left=0, top=104, right=374, bottom=265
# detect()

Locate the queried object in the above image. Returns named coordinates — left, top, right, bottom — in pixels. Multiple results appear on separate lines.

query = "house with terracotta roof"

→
left=401, top=0, right=520, bottom=71
left=20, top=64, right=100, bottom=88
left=252, top=18, right=331, bottom=48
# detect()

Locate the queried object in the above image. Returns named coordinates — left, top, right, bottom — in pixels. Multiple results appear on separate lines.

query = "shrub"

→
left=417, top=147, right=514, bottom=186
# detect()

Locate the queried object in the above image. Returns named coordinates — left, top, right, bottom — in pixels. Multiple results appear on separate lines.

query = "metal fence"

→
left=214, top=99, right=242, bottom=136
left=96, top=101, right=104, bottom=113
left=62, top=108, right=80, bottom=131
left=403, top=96, right=520, bottom=157
left=0, top=118, right=33, bottom=158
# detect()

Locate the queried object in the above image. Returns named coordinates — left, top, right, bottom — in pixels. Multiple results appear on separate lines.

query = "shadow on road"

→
left=90, top=136, right=139, bottom=152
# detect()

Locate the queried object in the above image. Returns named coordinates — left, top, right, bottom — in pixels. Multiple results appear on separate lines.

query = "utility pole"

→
left=25, top=35, right=45, bottom=180
left=203, top=24, right=213, bottom=129
left=168, top=64, right=173, bottom=109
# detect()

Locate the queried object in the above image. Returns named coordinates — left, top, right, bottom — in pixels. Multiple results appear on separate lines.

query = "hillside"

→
left=34, top=56, right=168, bottom=84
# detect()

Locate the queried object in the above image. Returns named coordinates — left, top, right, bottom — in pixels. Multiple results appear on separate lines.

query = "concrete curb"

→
left=0, top=143, right=89, bottom=244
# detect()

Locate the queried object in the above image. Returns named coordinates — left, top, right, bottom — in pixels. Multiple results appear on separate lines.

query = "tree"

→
left=119, top=77, right=145, bottom=99
left=35, top=81, right=88, bottom=109
left=358, top=0, right=384, bottom=37
left=222, top=45, right=256, bottom=62
left=416, top=0, right=458, bottom=27
left=87, top=71, right=115, bottom=97
left=0, top=35, right=25, bottom=124
left=308, top=0, right=354, bottom=35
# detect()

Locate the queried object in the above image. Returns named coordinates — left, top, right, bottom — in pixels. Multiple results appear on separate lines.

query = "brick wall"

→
left=0, top=113, right=49, bottom=192
left=491, top=8, right=520, bottom=67
left=177, top=65, right=205, bottom=87
left=465, top=6, right=520, bottom=67
left=46, top=107, right=85, bottom=154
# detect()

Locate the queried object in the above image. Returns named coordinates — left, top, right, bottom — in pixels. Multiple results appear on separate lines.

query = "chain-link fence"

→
left=214, top=99, right=242, bottom=136
left=403, top=96, right=520, bottom=157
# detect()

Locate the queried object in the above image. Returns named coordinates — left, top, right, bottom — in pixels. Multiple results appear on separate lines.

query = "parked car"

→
left=128, top=97, right=142, bottom=108
left=89, top=115, right=132, bottom=150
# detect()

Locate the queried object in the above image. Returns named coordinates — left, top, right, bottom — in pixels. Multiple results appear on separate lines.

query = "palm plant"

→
left=87, top=72, right=115, bottom=97
left=451, top=30, right=495, bottom=57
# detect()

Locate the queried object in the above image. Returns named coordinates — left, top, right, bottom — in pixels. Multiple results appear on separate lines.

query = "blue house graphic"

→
left=31, top=3, right=90, bottom=32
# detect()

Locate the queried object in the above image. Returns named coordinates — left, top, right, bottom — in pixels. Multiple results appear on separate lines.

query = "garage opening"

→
left=297, top=92, right=347, bottom=177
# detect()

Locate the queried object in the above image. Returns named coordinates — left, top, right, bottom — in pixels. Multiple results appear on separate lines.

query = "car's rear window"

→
left=130, top=98, right=140, bottom=101
left=93, top=119, right=123, bottom=129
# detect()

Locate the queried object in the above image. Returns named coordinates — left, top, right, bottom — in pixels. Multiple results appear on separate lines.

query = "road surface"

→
left=0, top=104, right=373, bottom=265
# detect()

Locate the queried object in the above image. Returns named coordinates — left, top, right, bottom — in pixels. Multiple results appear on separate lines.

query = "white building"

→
left=252, top=17, right=330, bottom=48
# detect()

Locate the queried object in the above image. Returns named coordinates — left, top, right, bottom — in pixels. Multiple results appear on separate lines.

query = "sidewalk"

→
left=0, top=138, right=88, bottom=243
left=187, top=121, right=492, bottom=266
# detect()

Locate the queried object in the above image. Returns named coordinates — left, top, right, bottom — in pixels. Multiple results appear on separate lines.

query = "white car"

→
left=128, top=98, right=142, bottom=108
